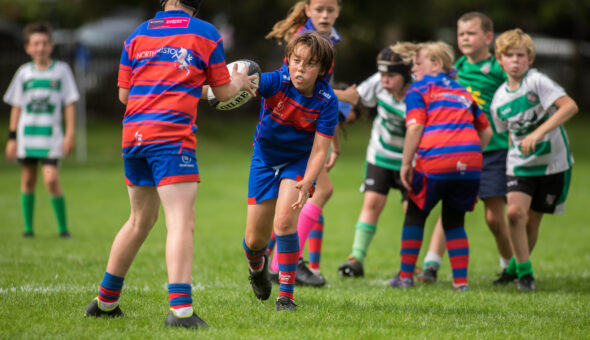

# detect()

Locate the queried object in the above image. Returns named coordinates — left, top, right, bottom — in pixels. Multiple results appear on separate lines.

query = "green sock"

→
left=506, top=256, right=517, bottom=276
left=351, top=221, right=377, bottom=262
left=21, top=192, right=35, bottom=234
left=51, top=196, right=68, bottom=234
left=516, top=260, right=533, bottom=278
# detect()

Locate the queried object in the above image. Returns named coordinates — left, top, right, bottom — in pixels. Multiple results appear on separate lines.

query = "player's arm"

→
left=208, top=64, right=258, bottom=102
left=400, top=123, right=424, bottom=191
left=520, top=95, right=578, bottom=156
left=292, top=133, right=332, bottom=209
left=334, top=85, right=359, bottom=105
left=119, top=88, right=129, bottom=105
left=478, top=126, right=493, bottom=151
left=325, top=128, right=341, bottom=171
left=5, top=106, right=20, bottom=162
left=62, top=102, right=76, bottom=157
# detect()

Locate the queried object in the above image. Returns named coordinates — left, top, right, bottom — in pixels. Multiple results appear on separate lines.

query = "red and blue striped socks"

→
left=168, top=283, right=193, bottom=317
left=444, top=227, right=469, bottom=287
left=308, top=215, right=324, bottom=272
left=276, top=232, right=300, bottom=301
left=243, top=238, right=266, bottom=272
left=399, top=225, right=424, bottom=279
left=98, top=271, right=124, bottom=311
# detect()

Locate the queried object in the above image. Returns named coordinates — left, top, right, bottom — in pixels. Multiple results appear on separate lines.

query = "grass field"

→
left=1, top=112, right=589, bottom=339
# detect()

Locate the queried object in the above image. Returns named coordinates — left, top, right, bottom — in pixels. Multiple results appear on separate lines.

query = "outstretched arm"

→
left=292, top=133, right=332, bottom=209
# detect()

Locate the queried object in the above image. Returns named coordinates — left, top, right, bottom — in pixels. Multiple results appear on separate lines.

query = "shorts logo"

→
left=365, top=178, right=375, bottom=186
left=545, top=194, right=555, bottom=206
left=507, top=179, right=518, bottom=187
left=179, top=155, right=195, bottom=168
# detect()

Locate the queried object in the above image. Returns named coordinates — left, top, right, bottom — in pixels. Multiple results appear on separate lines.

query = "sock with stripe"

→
left=296, top=201, right=322, bottom=258
left=276, top=232, right=300, bottom=301
left=98, top=271, right=124, bottom=311
left=516, top=260, right=534, bottom=278
left=444, top=226, right=469, bottom=287
left=168, top=283, right=193, bottom=317
left=51, top=195, right=68, bottom=234
left=21, top=192, right=34, bottom=234
left=423, top=251, right=442, bottom=270
left=506, top=256, right=517, bottom=277
left=243, top=238, right=266, bottom=273
left=351, top=221, right=377, bottom=262
left=308, top=215, right=324, bottom=272
left=399, top=225, right=424, bottom=279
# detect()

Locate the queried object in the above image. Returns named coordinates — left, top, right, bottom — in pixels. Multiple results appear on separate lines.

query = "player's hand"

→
left=400, top=163, right=413, bottom=192
left=342, top=84, right=359, bottom=105
left=5, top=140, right=16, bottom=162
left=291, top=180, right=313, bottom=210
left=62, top=135, right=75, bottom=157
left=325, top=151, right=339, bottom=172
left=520, top=130, right=543, bottom=156
left=231, top=64, right=258, bottom=97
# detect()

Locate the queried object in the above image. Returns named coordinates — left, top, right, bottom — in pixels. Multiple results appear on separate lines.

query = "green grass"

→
left=1, top=113, right=589, bottom=339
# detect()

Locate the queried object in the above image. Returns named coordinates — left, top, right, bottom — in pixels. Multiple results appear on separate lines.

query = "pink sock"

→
left=296, top=201, right=322, bottom=258
left=270, top=245, right=279, bottom=272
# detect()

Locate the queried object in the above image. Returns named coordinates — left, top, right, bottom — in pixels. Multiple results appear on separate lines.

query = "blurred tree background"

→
left=1, top=0, right=589, bottom=118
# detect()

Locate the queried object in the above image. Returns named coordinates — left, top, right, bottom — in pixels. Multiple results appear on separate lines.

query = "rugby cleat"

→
left=295, top=258, right=325, bottom=287
left=85, top=297, right=124, bottom=318
left=248, top=250, right=272, bottom=300
left=337, top=256, right=364, bottom=278
left=275, top=296, right=297, bottom=312
left=165, top=310, right=209, bottom=329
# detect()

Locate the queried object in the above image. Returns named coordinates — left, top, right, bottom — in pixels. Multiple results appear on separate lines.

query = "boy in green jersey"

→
left=490, top=28, right=578, bottom=291
left=4, top=22, right=79, bottom=238
left=417, top=12, right=514, bottom=285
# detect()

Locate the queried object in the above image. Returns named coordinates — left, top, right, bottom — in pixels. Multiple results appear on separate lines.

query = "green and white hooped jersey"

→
left=3, top=61, right=79, bottom=159
left=490, top=69, right=573, bottom=176
left=357, top=72, right=406, bottom=171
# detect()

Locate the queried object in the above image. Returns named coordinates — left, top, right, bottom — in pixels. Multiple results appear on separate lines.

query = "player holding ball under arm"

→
left=84, top=0, right=256, bottom=330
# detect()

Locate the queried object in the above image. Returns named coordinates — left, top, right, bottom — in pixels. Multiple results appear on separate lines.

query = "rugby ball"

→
left=207, top=59, right=261, bottom=110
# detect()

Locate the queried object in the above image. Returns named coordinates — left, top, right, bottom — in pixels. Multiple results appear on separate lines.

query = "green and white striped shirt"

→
left=490, top=69, right=573, bottom=176
left=357, top=72, right=406, bottom=171
left=4, top=61, right=79, bottom=159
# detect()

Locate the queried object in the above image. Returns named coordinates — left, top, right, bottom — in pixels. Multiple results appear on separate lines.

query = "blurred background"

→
left=1, top=0, right=588, bottom=123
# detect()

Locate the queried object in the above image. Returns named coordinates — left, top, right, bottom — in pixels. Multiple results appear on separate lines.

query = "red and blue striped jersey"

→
left=253, top=66, right=338, bottom=167
left=118, top=10, right=230, bottom=157
left=405, top=73, right=489, bottom=179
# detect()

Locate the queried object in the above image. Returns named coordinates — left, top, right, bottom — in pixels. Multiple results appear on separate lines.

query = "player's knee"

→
left=506, top=205, right=527, bottom=225
left=485, top=213, right=506, bottom=233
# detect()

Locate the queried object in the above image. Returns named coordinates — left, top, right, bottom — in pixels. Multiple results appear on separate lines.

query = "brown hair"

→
left=266, top=0, right=342, bottom=45
left=457, top=12, right=493, bottom=33
left=285, top=31, right=335, bottom=79
left=495, top=28, right=535, bottom=60
left=23, top=22, right=52, bottom=45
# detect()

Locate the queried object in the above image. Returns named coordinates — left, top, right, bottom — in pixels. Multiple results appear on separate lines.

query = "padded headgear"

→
left=376, top=47, right=412, bottom=85
left=160, top=0, right=202, bottom=16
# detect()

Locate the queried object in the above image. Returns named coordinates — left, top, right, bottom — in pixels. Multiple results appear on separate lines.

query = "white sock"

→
left=423, top=251, right=442, bottom=268
left=499, top=256, right=511, bottom=269
left=98, top=299, right=118, bottom=311
left=171, top=306, right=193, bottom=317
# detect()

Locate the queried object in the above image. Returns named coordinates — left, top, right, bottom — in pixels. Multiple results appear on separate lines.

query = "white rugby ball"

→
left=207, top=59, right=261, bottom=111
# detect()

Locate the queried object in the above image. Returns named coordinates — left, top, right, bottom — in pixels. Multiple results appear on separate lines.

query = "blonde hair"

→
left=266, top=0, right=342, bottom=45
left=389, top=42, right=419, bottom=64
left=495, top=28, right=535, bottom=60
left=417, top=41, right=456, bottom=78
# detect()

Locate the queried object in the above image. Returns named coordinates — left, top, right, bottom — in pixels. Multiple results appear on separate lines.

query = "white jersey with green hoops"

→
left=357, top=72, right=406, bottom=171
left=490, top=68, right=573, bottom=176
left=3, top=60, right=79, bottom=159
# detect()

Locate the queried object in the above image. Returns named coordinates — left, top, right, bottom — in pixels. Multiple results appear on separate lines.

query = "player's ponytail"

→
left=265, top=1, right=308, bottom=45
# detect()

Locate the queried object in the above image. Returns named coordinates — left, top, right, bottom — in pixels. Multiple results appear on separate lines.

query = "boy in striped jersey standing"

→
left=490, top=29, right=578, bottom=291
left=4, top=22, right=79, bottom=238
